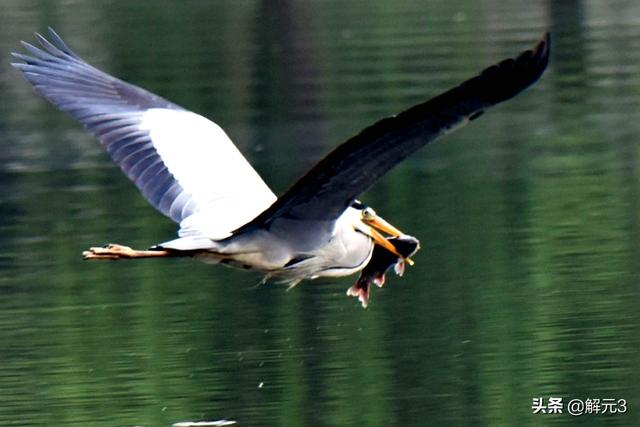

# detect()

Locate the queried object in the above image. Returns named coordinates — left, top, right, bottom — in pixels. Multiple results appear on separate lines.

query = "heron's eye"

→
left=362, top=207, right=376, bottom=220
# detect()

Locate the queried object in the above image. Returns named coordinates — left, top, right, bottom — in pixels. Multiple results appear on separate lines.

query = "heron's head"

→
left=351, top=201, right=416, bottom=265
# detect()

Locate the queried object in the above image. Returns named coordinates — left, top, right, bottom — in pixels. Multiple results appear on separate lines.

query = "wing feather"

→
left=240, top=34, right=550, bottom=231
left=12, top=28, right=276, bottom=238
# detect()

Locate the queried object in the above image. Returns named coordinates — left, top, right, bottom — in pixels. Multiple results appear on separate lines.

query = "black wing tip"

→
left=478, top=32, right=551, bottom=104
left=523, top=31, right=551, bottom=83
left=539, top=32, right=551, bottom=58
left=528, top=32, right=551, bottom=76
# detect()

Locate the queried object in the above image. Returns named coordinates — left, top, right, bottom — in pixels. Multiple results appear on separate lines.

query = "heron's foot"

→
left=83, top=243, right=136, bottom=260
left=83, top=243, right=170, bottom=260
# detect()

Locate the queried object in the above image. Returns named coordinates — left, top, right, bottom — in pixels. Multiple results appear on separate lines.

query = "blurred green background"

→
left=0, top=0, right=639, bottom=426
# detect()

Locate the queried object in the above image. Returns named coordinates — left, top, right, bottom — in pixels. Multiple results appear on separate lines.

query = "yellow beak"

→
left=363, top=215, right=415, bottom=266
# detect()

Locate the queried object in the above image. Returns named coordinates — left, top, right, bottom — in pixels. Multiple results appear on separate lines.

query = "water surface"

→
left=1, top=1, right=639, bottom=426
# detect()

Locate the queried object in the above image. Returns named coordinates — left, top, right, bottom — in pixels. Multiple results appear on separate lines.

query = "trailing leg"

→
left=82, top=243, right=174, bottom=260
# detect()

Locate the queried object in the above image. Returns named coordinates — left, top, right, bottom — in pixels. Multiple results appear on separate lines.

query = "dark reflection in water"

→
left=1, top=1, right=639, bottom=426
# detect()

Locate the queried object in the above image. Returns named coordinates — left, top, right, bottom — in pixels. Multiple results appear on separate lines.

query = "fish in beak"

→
left=347, top=234, right=420, bottom=308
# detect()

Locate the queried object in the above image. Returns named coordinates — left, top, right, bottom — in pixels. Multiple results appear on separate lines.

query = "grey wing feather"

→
left=11, top=28, right=198, bottom=222
left=241, top=33, right=550, bottom=231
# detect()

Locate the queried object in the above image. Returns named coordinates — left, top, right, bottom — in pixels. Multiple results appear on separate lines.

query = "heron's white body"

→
left=163, top=207, right=375, bottom=281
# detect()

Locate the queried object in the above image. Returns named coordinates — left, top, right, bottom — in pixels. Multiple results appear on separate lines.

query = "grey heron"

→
left=12, top=29, right=549, bottom=307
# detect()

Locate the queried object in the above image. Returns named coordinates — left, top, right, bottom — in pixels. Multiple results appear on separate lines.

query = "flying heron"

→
left=12, top=29, right=549, bottom=307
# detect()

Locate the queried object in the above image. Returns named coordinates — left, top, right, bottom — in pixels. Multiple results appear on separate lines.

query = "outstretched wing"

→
left=241, top=34, right=550, bottom=231
left=12, top=28, right=276, bottom=239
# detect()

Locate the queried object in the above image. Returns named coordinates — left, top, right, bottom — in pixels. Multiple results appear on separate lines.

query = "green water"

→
left=1, top=1, right=639, bottom=426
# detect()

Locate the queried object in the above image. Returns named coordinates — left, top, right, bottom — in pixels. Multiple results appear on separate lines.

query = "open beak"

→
left=363, top=215, right=415, bottom=266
